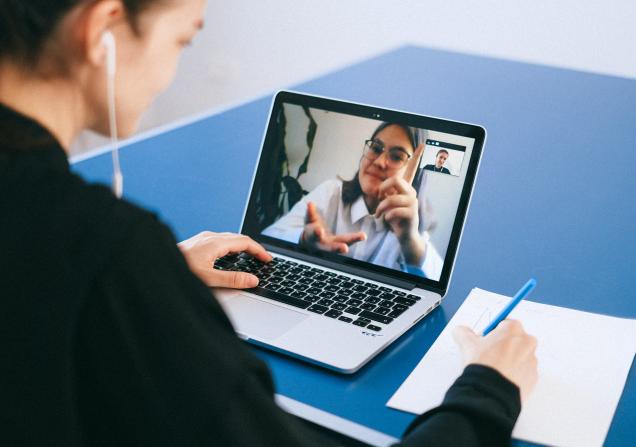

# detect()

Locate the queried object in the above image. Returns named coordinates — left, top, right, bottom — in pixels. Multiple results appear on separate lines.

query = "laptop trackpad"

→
left=222, top=293, right=308, bottom=341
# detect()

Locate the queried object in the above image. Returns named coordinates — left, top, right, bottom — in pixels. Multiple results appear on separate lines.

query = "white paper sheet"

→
left=387, top=288, right=636, bottom=447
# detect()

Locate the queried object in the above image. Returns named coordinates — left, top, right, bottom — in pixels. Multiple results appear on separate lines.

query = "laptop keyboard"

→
left=213, top=253, right=422, bottom=332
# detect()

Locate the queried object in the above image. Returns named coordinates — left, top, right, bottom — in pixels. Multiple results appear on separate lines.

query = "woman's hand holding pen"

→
left=374, top=144, right=426, bottom=264
left=453, top=320, right=539, bottom=402
left=178, top=232, right=272, bottom=288
left=301, top=202, right=366, bottom=254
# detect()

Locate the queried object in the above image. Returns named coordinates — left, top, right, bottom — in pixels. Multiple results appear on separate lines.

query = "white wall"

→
left=73, top=0, right=636, bottom=153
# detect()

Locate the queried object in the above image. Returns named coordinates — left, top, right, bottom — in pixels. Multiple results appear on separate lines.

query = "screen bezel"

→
left=241, top=91, right=485, bottom=296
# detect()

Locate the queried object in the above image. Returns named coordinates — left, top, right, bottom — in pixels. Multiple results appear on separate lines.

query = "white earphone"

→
left=101, top=30, right=123, bottom=198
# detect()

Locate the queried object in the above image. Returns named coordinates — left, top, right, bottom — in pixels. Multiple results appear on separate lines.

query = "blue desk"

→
left=73, top=46, right=636, bottom=446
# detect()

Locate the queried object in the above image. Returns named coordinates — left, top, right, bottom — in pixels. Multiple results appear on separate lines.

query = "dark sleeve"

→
left=396, top=364, right=521, bottom=447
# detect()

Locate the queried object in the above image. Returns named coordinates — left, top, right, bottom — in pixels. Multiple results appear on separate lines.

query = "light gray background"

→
left=73, top=0, right=636, bottom=153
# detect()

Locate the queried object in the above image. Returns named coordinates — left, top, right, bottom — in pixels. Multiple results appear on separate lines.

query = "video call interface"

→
left=246, top=103, right=475, bottom=282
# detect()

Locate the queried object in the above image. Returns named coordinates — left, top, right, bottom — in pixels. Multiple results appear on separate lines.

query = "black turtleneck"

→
left=0, top=103, right=521, bottom=446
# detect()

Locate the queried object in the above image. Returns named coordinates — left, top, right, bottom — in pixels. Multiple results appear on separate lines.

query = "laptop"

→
left=214, top=91, right=485, bottom=373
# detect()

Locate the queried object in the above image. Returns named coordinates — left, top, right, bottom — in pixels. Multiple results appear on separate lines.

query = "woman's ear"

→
left=81, top=0, right=125, bottom=68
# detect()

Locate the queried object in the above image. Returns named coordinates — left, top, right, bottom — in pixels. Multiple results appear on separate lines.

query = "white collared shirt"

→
left=262, top=179, right=443, bottom=280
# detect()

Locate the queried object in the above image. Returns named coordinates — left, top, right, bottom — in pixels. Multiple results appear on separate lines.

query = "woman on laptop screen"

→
left=263, top=121, right=443, bottom=279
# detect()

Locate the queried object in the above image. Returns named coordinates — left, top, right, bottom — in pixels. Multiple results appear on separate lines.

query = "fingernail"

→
left=247, top=276, right=259, bottom=287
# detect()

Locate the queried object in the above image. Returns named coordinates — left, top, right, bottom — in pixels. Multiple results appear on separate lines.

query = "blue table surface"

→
left=74, top=46, right=636, bottom=445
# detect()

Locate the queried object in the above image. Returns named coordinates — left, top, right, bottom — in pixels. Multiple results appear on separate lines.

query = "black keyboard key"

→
left=307, top=287, right=321, bottom=295
left=287, top=273, right=301, bottom=281
left=350, top=292, right=365, bottom=300
left=324, top=272, right=336, bottom=277
left=313, top=280, right=327, bottom=289
left=407, top=294, right=422, bottom=301
left=331, top=303, right=348, bottom=311
left=379, top=286, right=391, bottom=292
left=351, top=279, right=363, bottom=284
left=366, top=283, right=379, bottom=289
left=215, top=258, right=230, bottom=267
left=278, top=287, right=294, bottom=296
left=302, top=270, right=317, bottom=277
left=359, top=310, right=394, bottom=325
left=247, top=287, right=310, bottom=309
left=324, top=285, right=340, bottom=292
left=315, top=274, right=329, bottom=281
left=340, top=281, right=355, bottom=289
left=308, top=304, right=329, bottom=314
left=360, top=303, right=376, bottom=311
left=394, top=297, right=417, bottom=307
left=298, top=277, right=313, bottom=285
left=327, top=278, right=342, bottom=285
left=338, top=316, right=353, bottom=323
left=269, top=277, right=283, bottom=284
left=366, top=325, right=382, bottom=332
left=319, top=291, right=335, bottom=299
left=347, top=298, right=363, bottom=307
left=303, top=295, right=320, bottom=303
left=378, top=300, right=394, bottom=308
left=353, top=285, right=368, bottom=293
left=345, top=306, right=362, bottom=315
left=280, top=280, right=295, bottom=288
left=394, top=291, right=406, bottom=296
left=291, top=290, right=307, bottom=299
left=332, top=295, right=348, bottom=303
left=380, top=292, right=396, bottom=300
left=364, top=297, right=380, bottom=304
left=353, top=319, right=368, bottom=327
left=374, top=307, right=390, bottom=315
left=393, top=304, right=408, bottom=312
left=325, top=309, right=342, bottom=319
left=365, top=289, right=381, bottom=297
left=267, top=284, right=281, bottom=292
left=318, top=298, right=334, bottom=306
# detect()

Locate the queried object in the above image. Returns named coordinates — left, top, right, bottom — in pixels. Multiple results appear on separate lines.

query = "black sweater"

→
left=0, top=103, right=520, bottom=446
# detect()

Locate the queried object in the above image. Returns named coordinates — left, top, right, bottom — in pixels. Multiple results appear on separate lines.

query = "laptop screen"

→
left=243, top=91, right=484, bottom=292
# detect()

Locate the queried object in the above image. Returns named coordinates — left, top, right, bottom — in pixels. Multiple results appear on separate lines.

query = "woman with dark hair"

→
left=264, top=121, right=444, bottom=279
left=1, top=1, right=538, bottom=446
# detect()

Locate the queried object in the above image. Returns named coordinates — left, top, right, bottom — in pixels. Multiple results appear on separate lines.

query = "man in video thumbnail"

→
left=423, top=149, right=451, bottom=174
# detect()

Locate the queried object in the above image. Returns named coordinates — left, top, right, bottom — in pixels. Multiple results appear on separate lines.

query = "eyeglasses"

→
left=363, top=139, right=412, bottom=169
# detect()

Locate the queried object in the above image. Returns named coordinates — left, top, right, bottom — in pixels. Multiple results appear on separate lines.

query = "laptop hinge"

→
left=264, top=244, right=417, bottom=290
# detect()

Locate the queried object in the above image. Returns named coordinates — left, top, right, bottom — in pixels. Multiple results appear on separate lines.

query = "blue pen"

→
left=482, top=278, right=537, bottom=336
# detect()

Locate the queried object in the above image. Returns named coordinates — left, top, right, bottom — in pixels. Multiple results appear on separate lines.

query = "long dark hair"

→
left=341, top=122, right=418, bottom=205
left=0, top=0, right=162, bottom=68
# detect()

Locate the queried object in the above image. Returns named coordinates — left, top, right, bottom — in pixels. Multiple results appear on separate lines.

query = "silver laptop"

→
left=215, top=91, right=485, bottom=373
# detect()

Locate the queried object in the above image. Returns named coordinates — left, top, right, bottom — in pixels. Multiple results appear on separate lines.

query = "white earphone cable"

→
left=104, top=32, right=123, bottom=198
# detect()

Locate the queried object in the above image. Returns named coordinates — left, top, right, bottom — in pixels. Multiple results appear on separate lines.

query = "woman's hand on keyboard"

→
left=178, top=232, right=272, bottom=288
